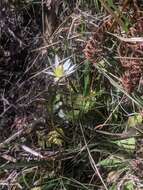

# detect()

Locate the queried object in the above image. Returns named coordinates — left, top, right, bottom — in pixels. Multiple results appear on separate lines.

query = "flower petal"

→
left=55, top=55, right=60, bottom=67
left=44, top=71, right=54, bottom=76
left=68, top=65, right=76, bottom=72
left=63, top=59, right=72, bottom=71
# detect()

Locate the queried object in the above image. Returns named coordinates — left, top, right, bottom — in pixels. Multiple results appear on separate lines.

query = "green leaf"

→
left=114, top=137, right=136, bottom=153
left=98, top=157, right=122, bottom=167
left=107, top=0, right=116, bottom=9
left=109, top=184, right=116, bottom=190
left=124, top=181, right=134, bottom=190
left=127, top=114, right=142, bottom=127
left=83, top=61, right=91, bottom=97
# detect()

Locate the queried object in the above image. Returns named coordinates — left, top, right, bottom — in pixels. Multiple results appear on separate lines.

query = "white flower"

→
left=44, top=55, right=76, bottom=82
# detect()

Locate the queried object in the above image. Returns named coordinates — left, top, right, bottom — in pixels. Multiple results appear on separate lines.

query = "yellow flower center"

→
left=54, top=65, right=64, bottom=78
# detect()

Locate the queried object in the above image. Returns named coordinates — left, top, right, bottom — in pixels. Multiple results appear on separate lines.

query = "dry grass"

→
left=0, top=0, right=143, bottom=189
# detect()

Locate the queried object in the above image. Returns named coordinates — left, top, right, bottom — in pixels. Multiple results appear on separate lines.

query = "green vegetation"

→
left=0, top=0, right=143, bottom=189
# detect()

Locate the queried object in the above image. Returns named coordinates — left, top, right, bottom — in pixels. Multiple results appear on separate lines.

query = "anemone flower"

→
left=44, top=55, right=76, bottom=83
